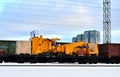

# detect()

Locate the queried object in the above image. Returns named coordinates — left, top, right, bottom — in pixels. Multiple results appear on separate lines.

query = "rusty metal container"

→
left=99, top=43, right=120, bottom=58
left=16, top=41, right=31, bottom=54
left=0, top=50, right=7, bottom=55
left=0, top=40, right=16, bottom=54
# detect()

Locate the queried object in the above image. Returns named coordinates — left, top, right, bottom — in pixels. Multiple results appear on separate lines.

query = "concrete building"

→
left=72, top=37, right=77, bottom=42
left=84, top=30, right=100, bottom=44
left=76, top=34, right=84, bottom=42
left=72, top=30, right=100, bottom=44
left=72, top=34, right=84, bottom=42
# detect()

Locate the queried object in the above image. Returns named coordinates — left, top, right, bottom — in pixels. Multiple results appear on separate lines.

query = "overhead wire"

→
left=0, top=11, right=102, bottom=20
left=0, top=0, right=119, bottom=10
left=22, top=0, right=99, bottom=4
left=0, top=20, right=102, bottom=29
left=0, top=0, right=119, bottom=11
left=0, top=3, right=103, bottom=10
left=0, top=0, right=100, bottom=6
left=0, top=2, right=103, bottom=20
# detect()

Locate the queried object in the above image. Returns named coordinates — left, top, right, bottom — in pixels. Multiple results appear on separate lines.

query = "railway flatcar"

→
left=0, top=35, right=120, bottom=64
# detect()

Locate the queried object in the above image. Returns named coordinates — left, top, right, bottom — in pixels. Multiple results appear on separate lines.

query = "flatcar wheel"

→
left=57, top=52, right=66, bottom=63
left=49, top=56, right=56, bottom=62
left=24, top=54, right=30, bottom=63
left=57, top=57, right=66, bottom=63
left=29, top=55, right=38, bottom=63
left=78, top=57, right=87, bottom=64
left=78, top=60, right=87, bottom=64
left=88, top=60, right=92, bottom=64
left=118, top=57, right=120, bottom=64
left=92, top=58, right=98, bottom=64
left=88, top=56, right=98, bottom=64
left=30, top=60, right=37, bottom=63
left=0, top=56, right=3, bottom=63
left=17, top=59, right=24, bottom=63
left=0, top=59, right=3, bottom=63
left=110, top=57, right=114, bottom=64
left=66, top=57, right=75, bottom=63
left=105, top=58, right=110, bottom=64
left=4, top=56, right=9, bottom=63
left=110, top=57, right=119, bottom=64
left=17, top=58, right=24, bottom=63
left=115, top=58, right=119, bottom=64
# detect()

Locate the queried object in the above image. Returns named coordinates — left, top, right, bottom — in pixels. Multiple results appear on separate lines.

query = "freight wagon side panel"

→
left=109, top=44, right=120, bottom=58
left=16, top=41, right=31, bottom=54
left=98, top=44, right=109, bottom=57
left=0, top=40, right=16, bottom=54
left=99, top=44, right=120, bottom=58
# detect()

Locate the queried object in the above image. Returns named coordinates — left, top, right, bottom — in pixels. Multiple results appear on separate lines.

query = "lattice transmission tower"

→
left=103, top=0, right=111, bottom=43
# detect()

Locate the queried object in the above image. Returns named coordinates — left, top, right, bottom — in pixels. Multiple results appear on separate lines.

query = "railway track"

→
left=0, top=63, right=120, bottom=67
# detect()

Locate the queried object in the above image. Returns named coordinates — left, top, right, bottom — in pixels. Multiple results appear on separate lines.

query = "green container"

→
left=0, top=40, right=16, bottom=54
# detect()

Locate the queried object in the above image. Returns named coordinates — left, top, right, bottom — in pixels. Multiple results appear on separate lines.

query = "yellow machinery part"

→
left=31, top=35, right=99, bottom=56
left=31, top=35, right=59, bottom=54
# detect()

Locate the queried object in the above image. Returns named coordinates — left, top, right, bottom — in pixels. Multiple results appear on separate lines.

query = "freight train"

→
left=0, top=35, right=120, bottom=64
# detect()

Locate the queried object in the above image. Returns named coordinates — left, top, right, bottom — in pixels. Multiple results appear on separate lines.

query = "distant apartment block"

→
left=72, top=30, right=100, bottom=44
left=76, top=34, right=84, bottom=42
left=72, top=37, right=77, bottom=42
left=84, top=30, right=100, bottom=44
left=72, top=34, right=84, bottom=42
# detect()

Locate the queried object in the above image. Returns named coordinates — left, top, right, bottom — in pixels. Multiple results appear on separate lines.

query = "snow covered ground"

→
left=0, top=63, right=120, bottom=77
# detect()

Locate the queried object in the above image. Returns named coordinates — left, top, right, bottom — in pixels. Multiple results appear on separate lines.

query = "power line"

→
left=0, top=6, right=118, bottom=19
left=0, top=0, right=119, bottom=8
left=0, top=12, right=102, bottom=20
left=0, top=29, right=79, bottom=38
left=0, top=6, right=119, bottom=20
left=0, top=3, right=119, bottom=11
left=0, top=18, right=101, bottom=27
left=0, top=20, right=101, bottom=30
left=1, top=0, right=119, bottom=9
left=1, top=12, right=119, bottom=27
left=1, top=12, right=119, bottom=23
left=0, top=4, right=101, bottom=9
left=0, top=0, right=105, bottom=10
left=1, top=1, right=119, bottom=10
left=0, top=4, right=102, bottom=10
left=0, top=0, right=100, bottom=6
left=23, top=0, right=99, bottom=4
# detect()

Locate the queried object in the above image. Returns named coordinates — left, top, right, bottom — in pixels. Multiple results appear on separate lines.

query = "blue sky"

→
left=0, top=0, right=119, bottom=43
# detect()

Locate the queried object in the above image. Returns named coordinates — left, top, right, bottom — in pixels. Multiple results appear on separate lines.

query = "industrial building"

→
left=72, top=30, right=100, bottom=44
